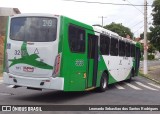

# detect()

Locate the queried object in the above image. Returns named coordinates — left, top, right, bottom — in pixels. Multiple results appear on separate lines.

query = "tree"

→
left=149, top=26, right=160, bottom=51
left=140, top=32, right=156, bottom=54
left=140, top=32, right=150, bottom=39
left=152, top=0, right=160, bottom=25
left=148, top=44, right=156, bottom=54
left=149, top=0, right=160, bottom=51
left=104, top=22, right=133, bottom=39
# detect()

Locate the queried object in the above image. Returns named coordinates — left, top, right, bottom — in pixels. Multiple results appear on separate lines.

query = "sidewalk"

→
left=140, top=65, right=160, bottom=84
left=0, top=76, right=2, bottom=80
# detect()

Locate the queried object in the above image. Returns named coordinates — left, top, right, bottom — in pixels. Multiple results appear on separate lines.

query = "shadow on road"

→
left=7, top=79, right=138, bottom=104
left=10, top=85, right=117, bottom=104
left=12, top=90, right=97, bottom=104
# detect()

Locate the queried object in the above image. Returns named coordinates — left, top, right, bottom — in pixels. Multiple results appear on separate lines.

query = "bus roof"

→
left=93, top=25, right=136, bottom=44
left=10, top=13, right=60, bottom=18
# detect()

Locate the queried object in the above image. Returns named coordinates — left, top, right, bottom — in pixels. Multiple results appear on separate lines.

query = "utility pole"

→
left=143, top=0, right=148, bottom=74
left=98, top=16, right=107, bottom=27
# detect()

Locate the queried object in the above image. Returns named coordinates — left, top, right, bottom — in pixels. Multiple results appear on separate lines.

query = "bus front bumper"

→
left=3, top=72, right=64, bottom=90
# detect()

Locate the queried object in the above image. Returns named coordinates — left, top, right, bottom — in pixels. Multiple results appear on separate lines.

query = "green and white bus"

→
left=3, top=14, right=141, bottom=92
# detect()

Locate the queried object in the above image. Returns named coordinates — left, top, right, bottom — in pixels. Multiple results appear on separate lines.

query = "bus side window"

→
left=110, top=37, right=118, bottom=56
left=100, top=34, right=110, bottom=55
left=126, top=42, right=131, bottom=57
left=119, top=40, right=125, bottom=56
left=68, top=25, right=85, bottom=53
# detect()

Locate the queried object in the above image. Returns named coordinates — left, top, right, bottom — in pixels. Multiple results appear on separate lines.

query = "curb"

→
left=140, top=74, right=160, bottom=85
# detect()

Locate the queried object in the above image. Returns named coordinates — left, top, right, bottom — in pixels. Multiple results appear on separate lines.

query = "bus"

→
left=3, top=14, right=141, bottom=92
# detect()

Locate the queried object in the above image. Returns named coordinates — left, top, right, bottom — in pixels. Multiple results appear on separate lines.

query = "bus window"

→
left=100, top=34, right=110, bottom=55
left=131, top=44, right=135, bottom=57
left=126, top=42, right=131, bottom=57
left=10, top=17, right=57, bottom=42
left=119, top=40, right=125, bottom=56
left=88, top=34, right=98, bottom=59
left=68, top=25, right=85, bottom=53
left=110, top=38, right=118, bottom=56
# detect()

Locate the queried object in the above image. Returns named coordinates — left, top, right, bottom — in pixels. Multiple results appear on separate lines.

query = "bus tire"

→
left=127, top=69, right=134, bottom=82
left=98, top=72, right=108, bottom=92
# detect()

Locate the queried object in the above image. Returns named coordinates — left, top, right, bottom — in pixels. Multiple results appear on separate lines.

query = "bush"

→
left=140, top=57, right=144, bottom=61
left=140, top=54, right=155, bottom=60
left=148, top=54, right=155, bottom=60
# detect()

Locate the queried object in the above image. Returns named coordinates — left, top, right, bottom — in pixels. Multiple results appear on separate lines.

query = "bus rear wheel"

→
left=127, top=69, right=134, bottom=82
left=98, top=73, right=108, bottom=92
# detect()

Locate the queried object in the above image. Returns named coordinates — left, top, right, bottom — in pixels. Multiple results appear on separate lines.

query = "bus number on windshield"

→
left=42, top=20, right=52, bottom=27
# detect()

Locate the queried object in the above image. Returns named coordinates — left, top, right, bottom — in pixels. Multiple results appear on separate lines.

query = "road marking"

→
left=148, top=83, right=160, bottom=89
left=7, top=85, right=15, bottom=88
left=124, top=82, right=142, bottom=90
left=135, top=82, right=158, bottom=91
left=115, top=84, right=125, bottom=89
left=0, top=80, right=3, bottom=84
left=0, top=92, right=13, bottom=96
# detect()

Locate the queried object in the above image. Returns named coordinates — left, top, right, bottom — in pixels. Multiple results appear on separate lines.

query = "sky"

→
left=0, top=0, right=154, bottom=38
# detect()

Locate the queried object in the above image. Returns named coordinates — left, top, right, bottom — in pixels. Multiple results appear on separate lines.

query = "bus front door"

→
left=87, top=34, right=98, bottom=88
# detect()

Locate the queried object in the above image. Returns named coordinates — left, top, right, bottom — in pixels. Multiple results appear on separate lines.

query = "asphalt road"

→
left=0, top=76, right=160, bottom=114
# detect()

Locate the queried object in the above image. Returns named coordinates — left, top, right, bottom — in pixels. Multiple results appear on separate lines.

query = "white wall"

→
left=0, top=7, right=20, bottom=16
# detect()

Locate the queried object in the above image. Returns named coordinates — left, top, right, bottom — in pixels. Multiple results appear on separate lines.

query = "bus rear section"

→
left=3, top=14, right=64, bottom=90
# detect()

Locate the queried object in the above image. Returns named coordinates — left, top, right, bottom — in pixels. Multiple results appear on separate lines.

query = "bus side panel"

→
left=97, top=55, right=118, bottom=85
left=90, top=29, right=117, bottom=86
left=135, top=43, right=141, bottom=76
left=58, top=16, right=70, bottom=91
left=60, top=17, right=88, bottom=91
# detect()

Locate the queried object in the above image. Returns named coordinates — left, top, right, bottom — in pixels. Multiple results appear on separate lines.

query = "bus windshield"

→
left=10, top=17, right=57, bottom=42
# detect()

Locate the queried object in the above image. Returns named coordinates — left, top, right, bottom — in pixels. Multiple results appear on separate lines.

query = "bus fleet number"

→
left=15, top=50, right=27, bottom=56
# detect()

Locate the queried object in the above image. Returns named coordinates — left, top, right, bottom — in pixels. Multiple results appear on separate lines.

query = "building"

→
left=155, top=51, right=160, bottom=59
left=0, top=7, right=20, bottom=36
left=0, top=7, right=20, bottom=62
left=0, top=7, right=20, bottom=16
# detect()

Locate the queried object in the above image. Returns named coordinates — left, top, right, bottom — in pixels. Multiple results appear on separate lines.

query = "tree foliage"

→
left=152, top=0, right=160, bottom=25
left=140, top=32, right=150, bottom=39
left=104, top=22, right=133, bottom=38
left=140, top=32, right=157, bottom=53
left=148, top=44, right=156, bottom=54
left=149, top=26, right=160, bottom=51
left=149, top=0, right=160, bottom=51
